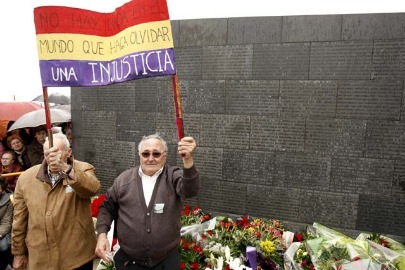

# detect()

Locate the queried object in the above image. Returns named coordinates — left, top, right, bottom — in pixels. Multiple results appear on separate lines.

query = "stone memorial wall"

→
left=72, top=13, right=405, bottom=241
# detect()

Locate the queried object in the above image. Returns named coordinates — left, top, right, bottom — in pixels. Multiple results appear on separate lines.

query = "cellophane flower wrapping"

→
left=284, top=242, right=306, bottom=270
left=97, top=242, right=120, bottom=270
left=356, top=233, right=405, bottom=269
left=284, top=222, right=405, bottom=270
left=181, top=217, right=217, bottom=241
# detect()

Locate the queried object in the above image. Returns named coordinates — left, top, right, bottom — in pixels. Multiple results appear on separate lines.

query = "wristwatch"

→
left=63, top=165, right=72, bottom=175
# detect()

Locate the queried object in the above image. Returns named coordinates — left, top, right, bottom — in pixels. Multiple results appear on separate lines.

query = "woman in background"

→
left=0, top=151, right=24, bottom=192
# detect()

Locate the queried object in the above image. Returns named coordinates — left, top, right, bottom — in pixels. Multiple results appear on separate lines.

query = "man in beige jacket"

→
left=12, top=133, right=101, bottom=270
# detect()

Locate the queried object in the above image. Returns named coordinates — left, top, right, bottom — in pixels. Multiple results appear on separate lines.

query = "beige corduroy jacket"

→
left=12, top=158, right=100, bottom=270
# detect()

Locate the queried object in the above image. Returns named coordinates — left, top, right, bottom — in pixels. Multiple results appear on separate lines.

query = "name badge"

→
left=154, top=203, right=164, bottom=214
left=65, top=185, right=74, bottom=193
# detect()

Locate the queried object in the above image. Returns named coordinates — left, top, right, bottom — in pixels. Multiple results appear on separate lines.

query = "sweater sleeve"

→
left=0, top=200, right=13, bottom=236
left=176, top=165, right=200, bottom=199
left=96, top=178, right=120, bottom=236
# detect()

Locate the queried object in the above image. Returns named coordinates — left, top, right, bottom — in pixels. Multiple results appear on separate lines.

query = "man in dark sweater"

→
left=95, top=133, right=200, bottom=270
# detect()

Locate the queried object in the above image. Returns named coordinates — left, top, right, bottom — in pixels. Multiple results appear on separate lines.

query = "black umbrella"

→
left=33, top=92, right=70, bottom=105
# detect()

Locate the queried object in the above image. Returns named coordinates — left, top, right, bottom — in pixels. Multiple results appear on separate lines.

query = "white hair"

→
left=138, top=133, right=168, bottom=153
left=52, top=126, right=63, bottom=134
left=45, top=133, right=70, bottom=150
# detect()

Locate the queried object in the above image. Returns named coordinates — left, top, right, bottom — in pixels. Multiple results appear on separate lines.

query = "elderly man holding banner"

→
left=96, top=133, right=200, bottom=270
left=12, top=133, right=100, bottom=270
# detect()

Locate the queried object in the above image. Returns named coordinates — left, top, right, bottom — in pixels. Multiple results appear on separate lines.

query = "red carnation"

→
left=380, top=239, right=390, bottom=248
left=193, top=245, right=203, bottom=254
left=201, top=214, right=211, bottom=222
left=295, top=233, right=304, bottom=242
left=91, top=194, right=107, bottom=218
left=192, top=206, right=201, bottom=215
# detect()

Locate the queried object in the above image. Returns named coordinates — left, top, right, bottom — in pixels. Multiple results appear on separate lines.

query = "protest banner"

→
left=33, top=0, right=183, bottom=144
left=34, top=0, right=176, bottom=87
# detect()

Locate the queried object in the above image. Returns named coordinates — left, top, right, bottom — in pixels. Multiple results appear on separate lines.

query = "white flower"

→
left=228, top=257, right=241, bottom=269
left=216, top=256, right=223, bottom=270
left=224, top=245, right=250, bottom=270
left=225, top=246, right=231, bottom=261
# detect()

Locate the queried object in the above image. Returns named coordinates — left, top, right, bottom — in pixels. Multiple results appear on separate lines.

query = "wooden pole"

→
left=171, top=74, right=184, bottom=140
left=42, top=86, right=53, bottom=147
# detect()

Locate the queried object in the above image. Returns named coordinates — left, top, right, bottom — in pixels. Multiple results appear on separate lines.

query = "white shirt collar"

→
left=138, top=167, right=163, bottom=207
left=138, top=166, right=163, bottom=178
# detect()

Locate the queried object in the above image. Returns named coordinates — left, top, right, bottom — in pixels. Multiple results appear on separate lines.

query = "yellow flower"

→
left=246, top=227, right=255, bottom=235
left=260, top=239, right=276, bottom=256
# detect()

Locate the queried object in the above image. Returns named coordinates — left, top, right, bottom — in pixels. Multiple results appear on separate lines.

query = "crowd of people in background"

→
left=0, top=121, right=72, bottom=193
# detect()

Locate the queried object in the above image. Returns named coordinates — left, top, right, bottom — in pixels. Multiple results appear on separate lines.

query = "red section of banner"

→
left=34, top=0, right=170, bottom=36
left=171, top=75, right=184, bottom=141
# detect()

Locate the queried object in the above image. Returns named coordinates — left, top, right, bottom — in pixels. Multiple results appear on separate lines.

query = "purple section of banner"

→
left=39, top=48, right=176, bottom=87
left=246, top=246, right=257, bottom=270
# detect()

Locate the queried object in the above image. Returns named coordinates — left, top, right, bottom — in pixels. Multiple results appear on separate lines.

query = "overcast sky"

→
left=1, top=0, right=404, bottom=101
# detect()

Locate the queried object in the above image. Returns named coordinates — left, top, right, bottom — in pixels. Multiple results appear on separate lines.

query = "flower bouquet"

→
left=200, top=215, right=286, bottom=270
left=357, top=233, right=405, bottom=269
left=284, top=222, right=405, bottom=270
left=181, top=205, right=212, bottom=226
left=284, top=232, right=315, bottom=270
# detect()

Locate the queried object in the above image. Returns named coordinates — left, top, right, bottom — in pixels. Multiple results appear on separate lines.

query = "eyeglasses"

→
left=1, top=157, right=11, bottom=160
left=141, top=152, right=165, bottom=158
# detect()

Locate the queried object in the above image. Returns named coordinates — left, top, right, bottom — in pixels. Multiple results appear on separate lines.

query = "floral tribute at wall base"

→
left=90, top=196, right=405, bottom=270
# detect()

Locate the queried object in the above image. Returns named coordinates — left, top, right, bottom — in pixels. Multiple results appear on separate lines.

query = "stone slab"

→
left=282, top=15, right=342, bottom=42
left=225, top=80, right=279, bottom=115
left=253, top=43, right=310, bottom=79
left=309, top=40, right=373, bottom=79
left=228, top=17, right=282, bottom=44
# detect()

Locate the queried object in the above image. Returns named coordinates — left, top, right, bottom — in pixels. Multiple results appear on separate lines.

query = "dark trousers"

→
left=0, top=248, right=12, bottom=270
left=74, top=260, right=93, bottom=270
left=114, top=248, right=180, bottom=270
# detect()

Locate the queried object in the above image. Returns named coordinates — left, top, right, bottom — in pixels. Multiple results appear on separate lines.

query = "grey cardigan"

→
left=96, top=164, right=200, bottom=267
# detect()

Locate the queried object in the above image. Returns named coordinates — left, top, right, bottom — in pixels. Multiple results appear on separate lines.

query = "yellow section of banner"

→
left=36, top=20, right=174, bottom=61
